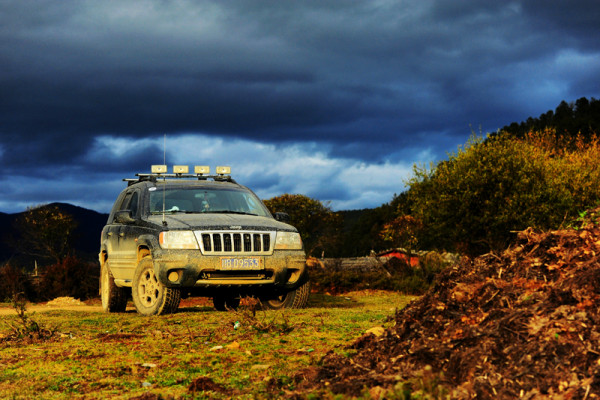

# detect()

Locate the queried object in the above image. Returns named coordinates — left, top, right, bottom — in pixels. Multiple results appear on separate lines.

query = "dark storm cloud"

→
left=1, top=0, right=599, bottom=212
left=520, top=0, right=600, bottom=47
left=84, top=139, right=166, bottom=174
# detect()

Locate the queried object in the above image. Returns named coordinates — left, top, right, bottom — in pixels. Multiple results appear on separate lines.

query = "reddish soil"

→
left=295, top=224, right=600, bottom=399
left=188, top=376, right=230, bottom=395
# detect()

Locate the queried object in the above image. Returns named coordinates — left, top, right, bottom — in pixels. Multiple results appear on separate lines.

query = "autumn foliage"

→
left=380, top=214, right=423, bottom=253
left=0, top=263, right=37, bottom=301
left=406, top=130, right=600, bottom=255
left=0, top=256, right=99, bottom=301
left=37, top=255, right=99, bottom=300
left=14, top=204, right=78, bottom=264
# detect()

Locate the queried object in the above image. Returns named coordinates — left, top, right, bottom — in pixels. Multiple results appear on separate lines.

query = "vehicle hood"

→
left=146, top=213, right=297, bottom=232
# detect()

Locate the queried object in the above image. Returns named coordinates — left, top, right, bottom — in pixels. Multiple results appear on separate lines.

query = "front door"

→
left=111, top=190, right=141, bottom=281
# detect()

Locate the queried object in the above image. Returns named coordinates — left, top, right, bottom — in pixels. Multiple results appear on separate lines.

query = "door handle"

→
left=119, top=232, right=125, bottom=237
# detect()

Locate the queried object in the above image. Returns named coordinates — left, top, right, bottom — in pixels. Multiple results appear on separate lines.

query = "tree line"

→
left=496, top=97, right=600, bottom=143
left=264, top=97, right=600, bottom=258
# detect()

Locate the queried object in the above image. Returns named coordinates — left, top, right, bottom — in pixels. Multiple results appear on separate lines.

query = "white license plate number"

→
left=219, top=257, right=263, bottom=270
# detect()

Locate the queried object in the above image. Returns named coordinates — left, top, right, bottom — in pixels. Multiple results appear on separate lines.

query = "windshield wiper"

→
left=206, top=210, right=258, bottom=216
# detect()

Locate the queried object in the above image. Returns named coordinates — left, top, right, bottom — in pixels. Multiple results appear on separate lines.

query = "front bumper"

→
left=151, top=248, right=307, bottom=290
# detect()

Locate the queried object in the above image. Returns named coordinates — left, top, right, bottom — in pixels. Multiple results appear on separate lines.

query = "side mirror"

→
left=114, top=210, right=136, bottom=224
left=273, top=212, right=290, bottom=223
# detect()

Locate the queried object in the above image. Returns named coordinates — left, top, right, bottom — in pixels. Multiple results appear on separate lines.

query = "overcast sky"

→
left=1, top=1, right=600, bottom=214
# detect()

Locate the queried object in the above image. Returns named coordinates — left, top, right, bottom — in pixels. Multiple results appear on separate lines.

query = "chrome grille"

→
left=195, top=231, right=274, bottom=255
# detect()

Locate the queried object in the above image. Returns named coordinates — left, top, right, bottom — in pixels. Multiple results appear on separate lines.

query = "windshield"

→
left=148, top=186, right=270, bottom=217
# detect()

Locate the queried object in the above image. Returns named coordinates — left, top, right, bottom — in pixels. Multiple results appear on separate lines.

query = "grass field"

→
left=0, top=291, right=414, bottom=399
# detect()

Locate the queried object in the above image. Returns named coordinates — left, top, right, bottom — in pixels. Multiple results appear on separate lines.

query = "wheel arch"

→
left=137, top=246, right=151, bottom=262
left=137, top=234, right=159, bottom=261
left=99, top=249, right=108, bottom=267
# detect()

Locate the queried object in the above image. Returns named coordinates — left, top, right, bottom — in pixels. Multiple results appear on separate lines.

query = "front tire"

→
left=261, top=280, right=311, bottom=310
left=101, top=261, right=128, bottom=313
left=132, top=257, right=181, bottom=316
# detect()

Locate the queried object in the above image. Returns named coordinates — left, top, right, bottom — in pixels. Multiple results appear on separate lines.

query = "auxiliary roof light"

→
left=173, top=165, right=189, bottom=174
left=194, top=165, right=210, bottom=175
left=216, top=166, right=231, bottom=175
left=151, top=165, right=167, bottom=174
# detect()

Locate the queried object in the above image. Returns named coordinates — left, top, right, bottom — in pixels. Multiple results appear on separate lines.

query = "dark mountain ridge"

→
left=0, top=203, right=109, bottom=268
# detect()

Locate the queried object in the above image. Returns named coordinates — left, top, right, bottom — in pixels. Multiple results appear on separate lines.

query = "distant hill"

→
left=1, top=204, right=384, bottom=263
left=0, top=212, right=13, bottom=264
left=0, top=203, right=109, bottom=268
left=1, top=202, right=384, bottom=264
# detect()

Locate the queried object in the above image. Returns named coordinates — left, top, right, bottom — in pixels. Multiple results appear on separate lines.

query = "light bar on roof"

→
left=173, top=165, right=189, bottom=174
left=216, top=166, right=231, bottom=175
left=151, top=165, right=167, bottom=174
left=194, top=166, right=210, bottom=174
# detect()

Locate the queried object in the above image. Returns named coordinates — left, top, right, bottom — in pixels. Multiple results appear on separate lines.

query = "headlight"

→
left=159, top=231, right=199, bottom=249
left=274, top=231, right=303, bottom=250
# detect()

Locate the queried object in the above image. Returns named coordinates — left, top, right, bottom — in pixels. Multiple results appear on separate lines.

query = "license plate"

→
left=219, top=257, right=263, bottom=270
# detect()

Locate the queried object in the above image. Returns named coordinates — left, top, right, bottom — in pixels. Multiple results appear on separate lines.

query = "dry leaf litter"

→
left=295, top=223, right=600, bottom=399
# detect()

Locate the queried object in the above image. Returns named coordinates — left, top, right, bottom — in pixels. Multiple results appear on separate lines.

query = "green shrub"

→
left=407, top=132, right=600, bottom=255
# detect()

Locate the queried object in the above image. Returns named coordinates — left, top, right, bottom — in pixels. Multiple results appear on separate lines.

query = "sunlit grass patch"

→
left=0, top=291, right=415, bottom=399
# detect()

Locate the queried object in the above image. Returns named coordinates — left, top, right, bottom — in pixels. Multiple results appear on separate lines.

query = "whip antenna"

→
left=162, top=134, right=167, bottom=226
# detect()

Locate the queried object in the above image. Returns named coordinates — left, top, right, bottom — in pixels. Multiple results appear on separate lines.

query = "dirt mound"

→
left=45, top=297, right=86, bottom=307
left=297, top=225, right=600, bottom=399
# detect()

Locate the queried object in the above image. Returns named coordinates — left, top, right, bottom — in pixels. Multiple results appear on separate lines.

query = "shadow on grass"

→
left=176, top=292, right=361, bottom=314
left=306, top=293, right=361, bottom=309
left=176, top=306, right=216, bottom=313
left=1, top=293, right=364, bottom=316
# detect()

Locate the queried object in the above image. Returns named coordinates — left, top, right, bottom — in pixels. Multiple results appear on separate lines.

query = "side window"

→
left=118, top=191, right=139, bottom=217
left=129, top=192, right=139, bottom=217
left=119, top=193, right=133, bottom=211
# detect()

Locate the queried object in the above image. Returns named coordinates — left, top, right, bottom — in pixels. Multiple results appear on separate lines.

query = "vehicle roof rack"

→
left=123, top=165, right=236, bottom=186
left=124, top=174, right=236, bottom=186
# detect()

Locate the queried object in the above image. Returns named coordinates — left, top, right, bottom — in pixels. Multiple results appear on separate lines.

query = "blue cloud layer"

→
left=1, top=1, right=599, bottom=212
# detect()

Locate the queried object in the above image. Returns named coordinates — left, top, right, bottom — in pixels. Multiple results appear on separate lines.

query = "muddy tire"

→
left=213, top=295, right=241, bottom=311
left=261, top=280, right=311, bottom=310
left=101, top=261, right=128, bottom=313
left=132, top=257, right=181, bottom=316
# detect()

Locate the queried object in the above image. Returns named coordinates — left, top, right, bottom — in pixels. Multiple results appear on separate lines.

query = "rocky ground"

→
left=295, top=221, right=600, bottom=399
